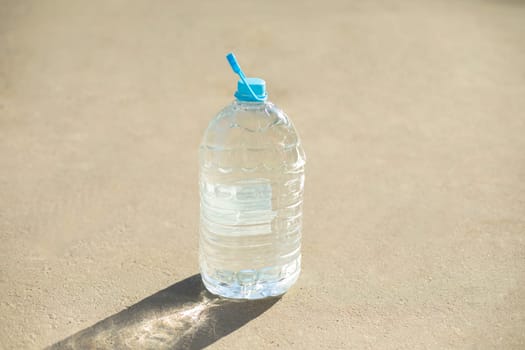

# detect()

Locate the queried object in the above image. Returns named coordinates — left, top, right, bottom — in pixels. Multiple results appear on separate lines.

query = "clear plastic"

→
left=199, top=99, right=305, bottom=299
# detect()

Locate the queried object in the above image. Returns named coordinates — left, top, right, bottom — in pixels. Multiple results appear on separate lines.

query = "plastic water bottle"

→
left=199, top=53, right=306, bottom=299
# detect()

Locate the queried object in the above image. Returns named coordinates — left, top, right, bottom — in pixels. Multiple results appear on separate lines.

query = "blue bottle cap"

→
left=226, top=52, right=267, bottom=102
left=235, top=77, right=267, bottom=102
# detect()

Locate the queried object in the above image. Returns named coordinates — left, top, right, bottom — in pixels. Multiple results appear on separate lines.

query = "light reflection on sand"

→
left=49, top=275, right=279, bottom=350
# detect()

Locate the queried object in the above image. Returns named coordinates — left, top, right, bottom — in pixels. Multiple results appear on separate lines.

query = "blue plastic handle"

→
left=226, top=52, right=265, bottom=102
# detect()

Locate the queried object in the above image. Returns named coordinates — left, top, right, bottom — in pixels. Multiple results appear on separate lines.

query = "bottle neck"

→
left=234, top=99, right=267, bottom=109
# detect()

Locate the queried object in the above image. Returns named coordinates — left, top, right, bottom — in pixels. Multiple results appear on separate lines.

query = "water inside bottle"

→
left=199, top=101, right=305, bottom=299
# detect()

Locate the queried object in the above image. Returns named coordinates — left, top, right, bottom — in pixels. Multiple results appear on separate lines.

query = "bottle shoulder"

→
left=203, top=101, right=301, bottom=142
left=200, top=102, right=305, bottom=165
left=200, top=100, right=305, bottom=170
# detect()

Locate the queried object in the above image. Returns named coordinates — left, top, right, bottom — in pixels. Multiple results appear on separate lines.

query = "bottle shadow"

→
left=48, top=274, right=280, bottom=350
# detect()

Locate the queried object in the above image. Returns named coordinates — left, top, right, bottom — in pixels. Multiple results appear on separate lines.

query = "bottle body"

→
left=199, top=100, right=305, bottom=299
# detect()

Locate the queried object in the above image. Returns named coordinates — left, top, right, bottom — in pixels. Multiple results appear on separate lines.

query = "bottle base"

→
left=201, top=268, right=300, bottom=300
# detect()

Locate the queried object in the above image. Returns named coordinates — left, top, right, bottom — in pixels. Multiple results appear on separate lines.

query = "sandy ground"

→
left=1, top=0, right=525, bottom=349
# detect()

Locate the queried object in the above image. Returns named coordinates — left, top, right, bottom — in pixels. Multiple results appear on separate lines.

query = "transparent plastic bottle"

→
left=199, top=53, right=306, bottom=299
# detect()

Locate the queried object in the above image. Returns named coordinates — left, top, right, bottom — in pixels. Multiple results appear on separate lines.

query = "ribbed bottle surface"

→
left=199, top=100, right=305, bottom=299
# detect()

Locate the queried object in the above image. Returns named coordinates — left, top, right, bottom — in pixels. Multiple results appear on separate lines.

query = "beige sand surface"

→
left=1, top=0, right=525, bottom=348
